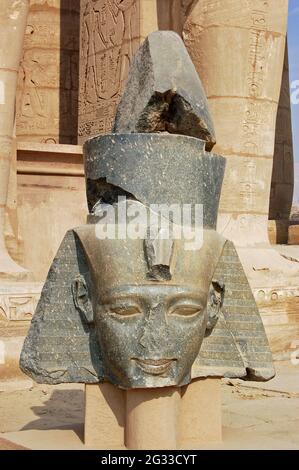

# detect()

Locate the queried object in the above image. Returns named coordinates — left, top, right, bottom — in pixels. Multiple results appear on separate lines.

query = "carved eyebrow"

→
left=167, top=291, right=206, bottom=301
left=99, top=287, right=206, bottom=305
left=99, top=292, right=145, bottom=304
left=101, top=285, right=206, bottom=295
left=169, top=296, right=205, bottom=305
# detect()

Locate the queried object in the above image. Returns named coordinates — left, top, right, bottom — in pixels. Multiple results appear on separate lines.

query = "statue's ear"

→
left=72, top=275, right=94, bottom=325
left=205, top=279, right=225, bottom=335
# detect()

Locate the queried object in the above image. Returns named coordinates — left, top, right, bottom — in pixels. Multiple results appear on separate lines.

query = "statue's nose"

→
left=138, top=305, right=169, bottom=351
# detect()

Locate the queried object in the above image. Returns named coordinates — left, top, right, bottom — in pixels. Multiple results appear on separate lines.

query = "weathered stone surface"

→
left=78, top=0, right=140, bottom=143
left=16, top=0, right=80, bottom=144
left=84, top=133, right=224, bottom=227
left=85, top=383, right=125, bottom=448
left=183, top=0, right=288, bottom=244
left=20, top=230, right=103, bottom=384
left=0, top=0, right=29, bottom=277
left=20, top=229, right=274, bottom=385
left=20, top=29, right=274, bottom=391
left=289, top=225, right=299, bottom=246
left=0, top=282, right=42, bottom=321
left=196, top=240, right=275, bottom=381
left=16, top=143, right=87, bottom=281
left=268, top=220, right=290, bottom=245
left=113, top=31, right=216, bottom=150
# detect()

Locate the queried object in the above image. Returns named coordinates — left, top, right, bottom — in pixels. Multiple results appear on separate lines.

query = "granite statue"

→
left=20, top=31, right=275, bottom=389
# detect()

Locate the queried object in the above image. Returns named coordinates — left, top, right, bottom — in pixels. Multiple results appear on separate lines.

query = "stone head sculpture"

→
left=20, top=31, right=274, bottom=389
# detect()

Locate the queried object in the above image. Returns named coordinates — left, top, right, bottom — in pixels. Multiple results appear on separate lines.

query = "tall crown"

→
left=83, top=31, right=225, bottom=229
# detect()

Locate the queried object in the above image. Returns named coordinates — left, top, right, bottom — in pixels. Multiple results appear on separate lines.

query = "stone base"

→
left=84, top=382, right=125, bottom=449
left=289, top=225, right=299, bottom=245
left=2, top=363, right=298, bottom=450
left=268, top=220, right=289, bottom=245
left=85, top=378, right=222, bottom=450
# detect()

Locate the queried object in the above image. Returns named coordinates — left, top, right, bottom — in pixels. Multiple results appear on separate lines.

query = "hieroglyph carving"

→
left=0, top=285, right=42, bottom=321
left=16, top=1, right=80, bottom=143
left=242, top=4, right=269, bottom=148
left=79, top=0, right=140, bottom=142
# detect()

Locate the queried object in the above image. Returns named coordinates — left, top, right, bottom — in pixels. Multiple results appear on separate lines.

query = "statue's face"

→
left=94, top=284, right=208, bottom=388
left=74, top=223, right=226, bottom=389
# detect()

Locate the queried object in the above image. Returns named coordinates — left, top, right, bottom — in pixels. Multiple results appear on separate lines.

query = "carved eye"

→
left=169, top=306, right=202, bottom=317
left=109, top=305, right=141, bottom=317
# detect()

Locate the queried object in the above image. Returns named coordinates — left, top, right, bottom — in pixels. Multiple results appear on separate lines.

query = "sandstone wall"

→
left=16, top=0, right=80, bottom=145
left=78, top=0, right=141, bottom=143
left=183, top=0, right=289, bottom=246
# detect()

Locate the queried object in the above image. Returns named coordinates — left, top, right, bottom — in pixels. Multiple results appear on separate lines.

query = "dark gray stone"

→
left=113, top=31, right=216, bottom=151
left=19, top=230, right=103, bottom=384
left=20, top=231, right=275, bottom=386
left=84, top=133, right=225, bottom=228
left=20, top=30, right=275, bottom=389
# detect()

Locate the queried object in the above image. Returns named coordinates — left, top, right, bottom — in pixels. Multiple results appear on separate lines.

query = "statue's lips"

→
left=133, top=358, right=176, bottom=375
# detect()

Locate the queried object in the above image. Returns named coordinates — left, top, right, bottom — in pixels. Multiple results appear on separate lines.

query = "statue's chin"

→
left=104, top=361, right=192, bottom=389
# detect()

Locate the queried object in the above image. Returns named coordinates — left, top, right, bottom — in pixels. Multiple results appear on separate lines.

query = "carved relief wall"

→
left=16, top=0, right=80, bottom=144
left=0, top=283, right=42, bottom=322
left=78, top=0, right=140, bottom=144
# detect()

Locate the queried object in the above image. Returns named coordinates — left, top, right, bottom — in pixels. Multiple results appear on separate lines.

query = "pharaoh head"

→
left=20, top=32, right=274, bottom=388
left=72, top=200, right=226, bottom=388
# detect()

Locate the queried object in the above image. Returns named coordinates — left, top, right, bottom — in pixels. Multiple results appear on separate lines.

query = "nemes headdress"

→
left=20, top=32, right=274, bottom=388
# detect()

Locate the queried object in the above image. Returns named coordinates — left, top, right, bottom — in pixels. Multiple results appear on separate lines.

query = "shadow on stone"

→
left=21, top=389, right=84, bottom=441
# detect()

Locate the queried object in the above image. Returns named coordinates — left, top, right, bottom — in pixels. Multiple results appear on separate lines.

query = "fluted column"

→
left=183, top=0, right=289, bottom=247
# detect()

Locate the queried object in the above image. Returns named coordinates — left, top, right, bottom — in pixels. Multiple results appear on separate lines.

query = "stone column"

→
left=125, top=388, right=181, bottom=450
left=182, top=1, right=299, bottom=355
left=85, top=380, right=222, bottom=449
left=268, top=41, right=294, bottom=244
left=183, top=0, right=289, bottom=247
left=0, top=0, right=29, bottom=276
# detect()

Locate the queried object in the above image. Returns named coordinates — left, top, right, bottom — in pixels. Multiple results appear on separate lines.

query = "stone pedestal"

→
left=126, top=388, right=180, bottom=450
left=180, top=377, right=222, bottom=448
left=289, top=225, right=299, bottom=246
left=85, top=379, right=222, bottom=450
left=268, top=220, right=290, bottom=245
left=84, top=382, right=125, bottom=449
